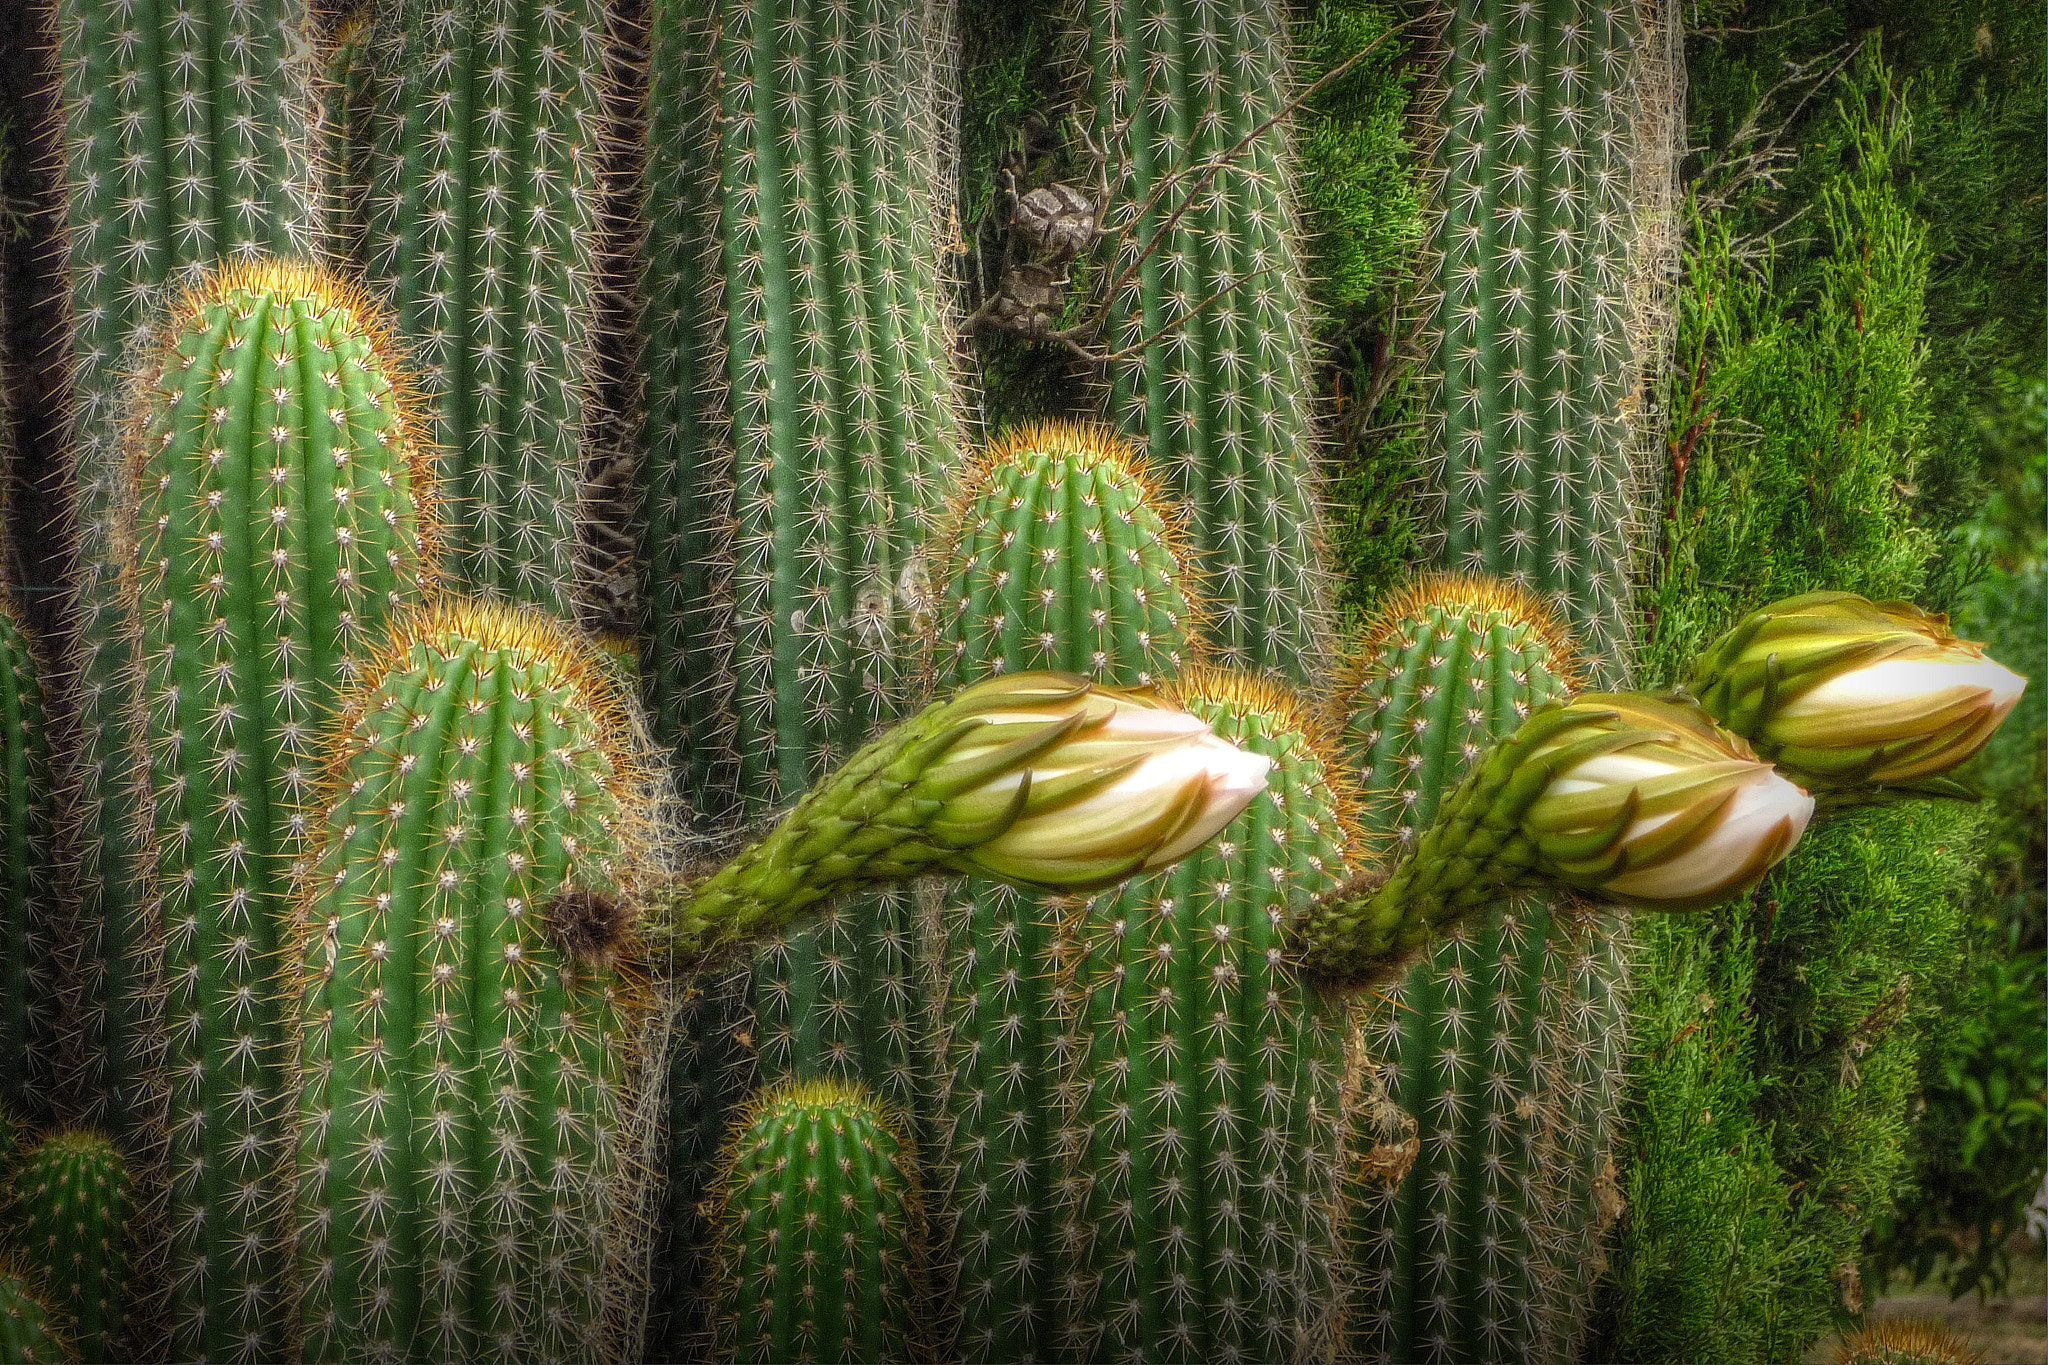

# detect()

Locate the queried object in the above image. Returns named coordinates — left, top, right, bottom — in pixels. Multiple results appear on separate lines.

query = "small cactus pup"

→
left=360, top=0, right=612, bottom=610
left=707, top=1079, right=923, bottom=1364
left=1056, top=668, right=1362, bottom=1363
left=54, top=0, right=325, bottom=1138
left=0, top=605, right=60, bottom=1124
left=637, top=0, right=964, bottom=815
left=1686, top=590, right=2030, bottom=804
left=1423, top=0, right=1645, bottom=685
left=928, top=420, right=1199, bottom=689
left=122, top=258, right=434, bottom=1363
left=1334, top=574, right=1626, bottom=1364
left=1300, top=690, right=1818, bottom=982
left=1827, top=1320, right=1984, bottom=1365
left=0, top=1260, right=70, bottom=1365
left=921, top=419, right=1200, bottom=1361
left=286, top=600, right=651, bottom=1364
left=1070, top=0, right=1326, bottom=679
left=9, top=1131, right=128, bottom=1363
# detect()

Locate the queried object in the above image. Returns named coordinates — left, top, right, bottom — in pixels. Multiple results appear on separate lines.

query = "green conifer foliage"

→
left=52, top=0, right=324, bottom=1137
left=360, top=0, right=611, bottom=610
left=1075, top=0, right=1326, bottom=678
left=1424, top=0, right=1643, bottom=684
left=10, top=1131, right=127, bottom=1363
left=124, top=260, right=433, bottom=1363
left=1055, top=669, right=1359, bottom=1362
left=0, top=605, right=59, bottom=1124
left=1336, top=575, right=1629, bottom=1365
left=286, top=601, right=649, bottom=1364
left=925, top=421, right=1197, bottom=1360
left=708, top=1079, right=923, bottom=1364
left=637, top=0, right=963, bottom=815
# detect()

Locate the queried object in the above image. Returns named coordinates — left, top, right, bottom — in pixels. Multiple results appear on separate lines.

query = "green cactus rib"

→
left=1334, top=575, right=1629, bottom=1365
left=124, top=260, right=433, bottom=1364
left=1055, top=669, right=1358, bottom=1363
left=1075, top=0, right=1326, bottom=679
left=709, top=1079, right=923, bottom=1364
left=0, top=1260, right=70, bottom=1365
left=361, top=0, right=610, bottom=610
left=0, top=606, right=60, bottom=1124
left=925, top=419, right=1196, bottom=1362
left=1426, top=0, right=1643, bottom=685
left=930, top=420, right=1198, bottom=690
left=286, top=601, right=648, bottom=1364
left=53, top=0, right=324, bottom=1138
left=638, top=0, right=963, bottom=816
left=11, top=1131, right=129, bottom=1363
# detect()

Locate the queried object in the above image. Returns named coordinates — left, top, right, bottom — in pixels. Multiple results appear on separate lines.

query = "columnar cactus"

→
left=928, top=421, right=1198, bottom=689
left=10, top=1131, right=128, bottom=1363
left=286, top=600, right=649, bottom=1364
left=125, top=259, right=433, bottom=1362
left=0, top=606, right=58, bottom=1124
left=707, top=1079, right=923, bottom=1364
left=637, top=0, right=963, bottom=815
left=1424, top=0, right=1644, bottom=684
left=0, top=1260, right=68, bottom=1365
left=53, top=0, right=325, bottom=1134
left=1055, top=669, right=1360, bottom=1362
left=925, top=421, right=1198, bottom=1360
left=1334, top=575, right=1629, bottom=1365
left=359, top=0, right=611, bottom=610
left=1076, top=0, right=1326, bottom=679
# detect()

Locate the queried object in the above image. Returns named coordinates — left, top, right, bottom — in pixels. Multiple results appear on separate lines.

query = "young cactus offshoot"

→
left=287, top=601, right=648, bottom=1364
left=708, top=1079, right=923, bottom=1364
left=10, top=1132, right=127, bottom=1363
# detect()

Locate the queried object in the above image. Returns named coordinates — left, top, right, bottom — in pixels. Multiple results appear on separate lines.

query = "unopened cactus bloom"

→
left=649, top=671, right=1270, bottom=961
left=1300, top=692, right=1814, bottom=980
left=1523, top=695, right=1815, bottom=909
left=1689, top=591, right=2028, bottom=799
left=933, top=677, right=1274, bottom=886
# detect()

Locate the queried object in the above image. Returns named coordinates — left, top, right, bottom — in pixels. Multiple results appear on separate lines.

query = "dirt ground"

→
left=1809, top=1256, right=2048, bottom=1364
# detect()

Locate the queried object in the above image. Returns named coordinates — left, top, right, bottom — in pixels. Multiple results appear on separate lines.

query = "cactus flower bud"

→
left=1689, top=591, right=2028, bottom=801
left=1299, top=692, right=1814, bottom=981
left=925, top=674, right=1275, bottom=887
left=1520, top=694, right=1815, bottom=910
left=648, top=672, right=1270, bottom=963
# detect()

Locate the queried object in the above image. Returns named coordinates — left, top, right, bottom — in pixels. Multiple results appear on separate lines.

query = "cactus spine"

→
left=1056, top=670, right=1359, bottom=1362
left=360, top=0, right=611, bottom=610
left=709, top=1079, right=922, bottom=1364
left=1076, top=0, right=1325, bottom=679
left=123, top=260, right=433, bottom=1362
left=286, top=601, right=648, bottom=1364
left=54, top=0, right=325, bottom=1135
left=10, top=1131, right=128, bottom=1363
left=0, top=1261, right=68, bottom=1365
left=0, top=607, right=59, bottom=1123
left=1425, top=0, right=1643, bottom=684
left=638, top=0, right=963, bottom=814
left=926, top=422, right=1196, bottom=1361
left=1336, top=575, right=1628, bottom=1365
